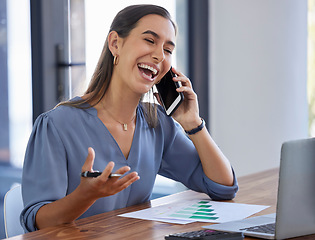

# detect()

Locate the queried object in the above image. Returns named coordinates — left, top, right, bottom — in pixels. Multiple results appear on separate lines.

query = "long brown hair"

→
left=57, top=4, right=177, bottom=128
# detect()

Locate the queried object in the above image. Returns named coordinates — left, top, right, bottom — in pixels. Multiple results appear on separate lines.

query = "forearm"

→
left=35, top=160, right=139, bottom=230
left=188, top=127, right=234, bottom=186
left=169, top=68, right=234, bottom=186
left=35, top=185, right=96, bottom=229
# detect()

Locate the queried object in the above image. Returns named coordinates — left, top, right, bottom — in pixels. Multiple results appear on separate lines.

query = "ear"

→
left=108, top=31, right=120, bottom=56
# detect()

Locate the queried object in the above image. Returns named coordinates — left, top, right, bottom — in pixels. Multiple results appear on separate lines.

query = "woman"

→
left=21, top=4, right=238, bottom=232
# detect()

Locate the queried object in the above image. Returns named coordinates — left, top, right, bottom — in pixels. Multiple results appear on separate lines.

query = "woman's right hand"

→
left=78, top=147, right=140, bottom=200
left=35, top=147, right=139, bottom=230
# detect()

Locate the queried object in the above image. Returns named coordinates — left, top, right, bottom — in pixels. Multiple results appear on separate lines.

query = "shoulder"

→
left=156, top=104, right=183, bottom=131
left=39, top=105, right=82, bottom=121
left=34, top=99, right=96, bottom=129
left=138, top=102, right=173, bottom=126
left=138, top=102, right=183, bottom=134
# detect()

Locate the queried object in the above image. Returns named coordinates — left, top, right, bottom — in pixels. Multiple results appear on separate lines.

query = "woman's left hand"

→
left=171, top=67, right=202, bottom=131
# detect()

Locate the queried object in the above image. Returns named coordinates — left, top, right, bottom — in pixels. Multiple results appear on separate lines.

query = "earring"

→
left=113, top=55, right=119, bottom=65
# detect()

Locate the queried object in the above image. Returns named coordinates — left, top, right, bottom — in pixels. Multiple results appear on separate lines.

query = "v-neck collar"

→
left=70, top=96, right=141, bottom=161
left=93, top=103, right=140, bottom=161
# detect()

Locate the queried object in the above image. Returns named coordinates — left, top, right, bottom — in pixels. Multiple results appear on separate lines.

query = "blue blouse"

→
left=21, top=98, right=238, bottom=232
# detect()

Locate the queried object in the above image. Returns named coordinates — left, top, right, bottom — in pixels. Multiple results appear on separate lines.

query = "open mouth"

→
left=138, top=63, right=159, bottom=80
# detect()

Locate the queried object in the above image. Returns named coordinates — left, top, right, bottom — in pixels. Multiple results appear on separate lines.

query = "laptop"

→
left=203, top=138, right=315, bottom=239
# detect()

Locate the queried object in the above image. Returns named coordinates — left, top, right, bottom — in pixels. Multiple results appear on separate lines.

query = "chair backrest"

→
left=4, top=184, right=25, bottom=238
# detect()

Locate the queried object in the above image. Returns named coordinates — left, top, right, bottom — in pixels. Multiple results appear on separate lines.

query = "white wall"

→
left=209, top=0, right=308, bottom=177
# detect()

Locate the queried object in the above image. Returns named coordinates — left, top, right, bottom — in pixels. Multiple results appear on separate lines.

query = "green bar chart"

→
left=169, top=200, right=219, bottom=221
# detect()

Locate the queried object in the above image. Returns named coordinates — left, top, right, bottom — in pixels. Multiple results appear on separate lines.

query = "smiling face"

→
left=109, top=14, right=176, bottom=96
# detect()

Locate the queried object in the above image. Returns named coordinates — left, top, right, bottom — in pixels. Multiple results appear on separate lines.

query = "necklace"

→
left=103, top=106, right=137, bottom=131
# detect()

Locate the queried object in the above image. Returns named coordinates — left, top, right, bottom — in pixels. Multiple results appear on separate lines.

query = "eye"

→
left=164, top=49, right=173, bottom=55
left=145, top=38, right=154, bottom=44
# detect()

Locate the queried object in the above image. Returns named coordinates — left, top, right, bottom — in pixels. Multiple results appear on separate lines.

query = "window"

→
left=0, top=0, right=32, bottom=168
left=0, top=0, right=32, bottom=238
left=308, top=0, right=315, bottom=136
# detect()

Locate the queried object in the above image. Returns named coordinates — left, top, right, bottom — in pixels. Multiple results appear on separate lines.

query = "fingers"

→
left=169, top=68, right=200, bottom=123
left=172, top=68, right=195, bottom=99
left=82, top=147, right=95, bottom=172
left=171, top=67, right=192, bottom=88
left=105, top=165, right=139, bottom=192
left=100, top=168, right=140, bottom=196
left=100, top=161, right=115, bottom=179
left=79, top=149, right=140, bottom=199
left=114, top=172, right=140, bottom=192
left=114, top=165, right=131, bottom=175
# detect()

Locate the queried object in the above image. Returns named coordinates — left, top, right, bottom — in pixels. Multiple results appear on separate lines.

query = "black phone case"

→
left=156, top=68, right=184, bottom=116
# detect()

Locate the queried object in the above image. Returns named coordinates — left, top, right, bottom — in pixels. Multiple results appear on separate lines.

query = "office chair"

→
left=3, top=184, right=25, bottom=238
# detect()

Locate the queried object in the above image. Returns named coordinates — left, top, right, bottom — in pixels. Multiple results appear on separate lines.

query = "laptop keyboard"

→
left=240, top=223, right=275, bottom=234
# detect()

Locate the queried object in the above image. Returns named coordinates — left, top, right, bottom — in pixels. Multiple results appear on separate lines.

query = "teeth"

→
left=138, top=63, right=158, bottom=75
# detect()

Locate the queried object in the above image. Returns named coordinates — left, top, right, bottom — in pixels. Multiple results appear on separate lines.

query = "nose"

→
left=152, top=45, right=165, bottom=63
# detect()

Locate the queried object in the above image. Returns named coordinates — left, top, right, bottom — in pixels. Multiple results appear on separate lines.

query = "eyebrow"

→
left=142, top=30, right=176, bottom=47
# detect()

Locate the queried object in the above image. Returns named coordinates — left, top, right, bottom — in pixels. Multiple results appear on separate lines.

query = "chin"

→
left=136, top=83, right=154, bottom=95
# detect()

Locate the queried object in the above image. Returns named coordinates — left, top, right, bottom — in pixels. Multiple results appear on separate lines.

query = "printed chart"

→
left=167, top=200, right=219, bottom=221
left=119, top=199, right=269, bottom=224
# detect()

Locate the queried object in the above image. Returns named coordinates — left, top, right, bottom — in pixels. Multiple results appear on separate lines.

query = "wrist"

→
left=184, top=118, right=205, bottom=135
left=76, top=182, right=99, bottom=203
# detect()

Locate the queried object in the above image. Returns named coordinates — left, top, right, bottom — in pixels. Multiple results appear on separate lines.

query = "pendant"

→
left=123, top=123, right=128, bottom=131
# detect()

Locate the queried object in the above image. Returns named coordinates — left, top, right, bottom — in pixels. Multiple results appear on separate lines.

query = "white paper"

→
left=118, top=203, right=195, bottom=224
left=119, top=199, right=269, bottom=224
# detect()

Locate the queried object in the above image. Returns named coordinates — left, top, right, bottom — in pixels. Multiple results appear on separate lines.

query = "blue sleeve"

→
left=158, top=115, right=238, bottom=200
left=20, top=112, right=68, bottom=232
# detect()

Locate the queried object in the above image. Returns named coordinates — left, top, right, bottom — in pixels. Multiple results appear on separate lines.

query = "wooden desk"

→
left=7, top=168, right=315, bottom=239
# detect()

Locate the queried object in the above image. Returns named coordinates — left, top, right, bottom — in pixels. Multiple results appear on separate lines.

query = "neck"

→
left=103, top=105, right=137, bottom=131
left=95, top=79, right=141, bottom=128
left=102, top=91, right=139, bottom=119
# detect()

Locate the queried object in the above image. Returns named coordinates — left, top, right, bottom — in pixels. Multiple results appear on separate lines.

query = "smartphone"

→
left=155, top=67, right=184, bottom=116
